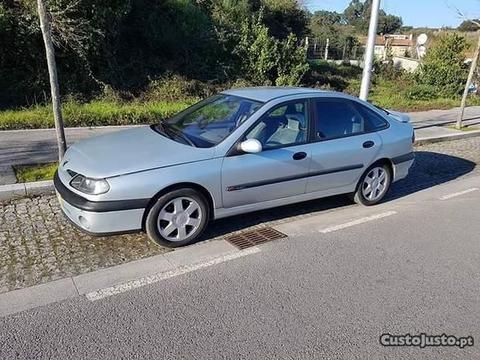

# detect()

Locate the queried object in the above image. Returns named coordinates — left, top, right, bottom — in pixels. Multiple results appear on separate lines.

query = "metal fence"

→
left=307, top=39, right=365, bottom=61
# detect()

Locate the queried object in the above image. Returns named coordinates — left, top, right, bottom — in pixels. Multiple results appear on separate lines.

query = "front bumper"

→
left=54, top=171, right=145, bottom=235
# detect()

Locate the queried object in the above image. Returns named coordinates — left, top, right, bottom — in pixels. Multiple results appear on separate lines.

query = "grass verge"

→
left=0, top=99, right=194, bottom=130
left=14, top=163, right=58, bottom=183
left=1, top=82, right=480, bottom=130
left=368, top=78, right=480, bottom=112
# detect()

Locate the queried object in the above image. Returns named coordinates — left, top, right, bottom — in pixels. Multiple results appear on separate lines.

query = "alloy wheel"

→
left=157, top=196, right=203, bottom=242
left=361, top=167, right=388, bottom=202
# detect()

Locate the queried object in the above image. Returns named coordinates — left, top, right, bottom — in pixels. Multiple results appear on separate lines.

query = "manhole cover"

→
left=225, top=227, right=287, bottom=249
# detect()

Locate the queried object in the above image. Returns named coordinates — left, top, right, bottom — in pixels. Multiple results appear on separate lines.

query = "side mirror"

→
left=239, top=138, right=262, bottom=154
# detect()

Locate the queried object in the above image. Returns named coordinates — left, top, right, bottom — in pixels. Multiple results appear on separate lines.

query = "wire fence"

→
left=307, top=39, right=365, bottom=61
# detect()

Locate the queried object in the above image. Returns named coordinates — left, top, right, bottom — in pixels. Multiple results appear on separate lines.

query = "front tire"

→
left=146, top=189, right=209, bottom=247
left=352, top=163, right=391, bottom=206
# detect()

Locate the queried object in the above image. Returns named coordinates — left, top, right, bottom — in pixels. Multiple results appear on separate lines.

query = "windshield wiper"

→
left=154, top=123, right=174, bottom=140
left=162, top=123, right=196, bottom=147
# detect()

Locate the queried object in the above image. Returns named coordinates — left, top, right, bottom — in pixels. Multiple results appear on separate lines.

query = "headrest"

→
left=287, top=118, right=300, bottom=130
left=286, top=113, right=305, bottom=129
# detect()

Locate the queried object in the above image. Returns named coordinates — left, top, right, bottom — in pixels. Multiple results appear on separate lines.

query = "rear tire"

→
left=352, top=163, right=391, bottom=206
left=146, top=188, right=209, bottom=247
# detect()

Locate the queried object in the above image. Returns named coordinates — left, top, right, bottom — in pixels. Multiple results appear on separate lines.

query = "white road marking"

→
left=319, top=211, right=397, bottom=234
left=439, top=188, right=479, bottom=200
left=85, top=247, right=261, bottom=301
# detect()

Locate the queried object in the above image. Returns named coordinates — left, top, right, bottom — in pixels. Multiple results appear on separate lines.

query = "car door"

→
left=306, top=98, right=383, bottom=193
left=221, top=99, right=312, bottom=208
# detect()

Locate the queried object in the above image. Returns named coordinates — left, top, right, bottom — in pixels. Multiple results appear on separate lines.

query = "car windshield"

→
left=155, top=94, right=263, bottom=148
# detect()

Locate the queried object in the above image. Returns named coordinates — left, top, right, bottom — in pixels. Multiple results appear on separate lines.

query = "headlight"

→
left=70, top=175, right=110, bottom=195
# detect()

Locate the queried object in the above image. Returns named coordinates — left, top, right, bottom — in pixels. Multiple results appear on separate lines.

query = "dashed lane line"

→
left=439, top=188, right=479, bottom=200
left=319, top=211, right=398, bottom=234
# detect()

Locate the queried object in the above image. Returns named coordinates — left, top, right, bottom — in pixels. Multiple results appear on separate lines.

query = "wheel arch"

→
left=355, top=157, right=394, bottom=192
left=141, top=182, right=215, bottom=231
left=370, top=158, right=394, bottom=178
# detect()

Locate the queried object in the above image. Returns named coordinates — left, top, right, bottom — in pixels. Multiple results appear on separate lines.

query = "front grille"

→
left=226, top=227, right=287, bottom=249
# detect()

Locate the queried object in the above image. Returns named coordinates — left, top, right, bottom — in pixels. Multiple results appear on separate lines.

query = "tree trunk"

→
left=457, top=30, right=480, bottom=129
left=324, top=38, right=329, bottom=61
left=37, top=0, right=67, bottom=160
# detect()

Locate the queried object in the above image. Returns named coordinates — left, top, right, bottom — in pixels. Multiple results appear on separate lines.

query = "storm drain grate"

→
left=226, top=227, right=287, bottom=249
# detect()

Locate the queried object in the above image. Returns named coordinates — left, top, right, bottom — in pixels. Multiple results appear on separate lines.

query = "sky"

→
left=305, top=0, right=480, bottom=28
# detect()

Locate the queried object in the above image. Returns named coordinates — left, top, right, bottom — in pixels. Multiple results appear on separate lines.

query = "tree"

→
left=416, top=33, right=468, bottom=95
left=37, top=0, right=66, bottom=160
left=261, top=0, right=309, bottom=39
left=458, top=19, right=480, bottom=32
left=309, top=10, right=357, bottom=60
left=235, top=11, right=308, bottom=85
left=378, top=14, right=403, bottom=34
left=309, top=10, right=343, bottom=28
left=343, top=0, right=402, bottom=34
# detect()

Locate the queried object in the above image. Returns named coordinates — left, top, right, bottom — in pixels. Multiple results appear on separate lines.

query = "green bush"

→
left=304, top=60, right=361, bottom=91
left=404, top=84, right=439, bottom=101
left=374, top=60, right=405, bottom=81
left=415, top=33, right=469, bottom=95
left=143, top=75, right=206, bottom=102
left=235, top=11, right=308, bottom=86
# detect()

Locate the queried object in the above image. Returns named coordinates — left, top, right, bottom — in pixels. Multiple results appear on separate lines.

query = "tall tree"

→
left=343, top=0, right=402, bottom=34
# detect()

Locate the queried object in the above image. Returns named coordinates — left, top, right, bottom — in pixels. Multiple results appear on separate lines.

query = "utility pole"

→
left=359, top=0, right=381, bottom=101
left=457, top=29, right=480, bottom=129
left=37, top=0, right=67, bottom=160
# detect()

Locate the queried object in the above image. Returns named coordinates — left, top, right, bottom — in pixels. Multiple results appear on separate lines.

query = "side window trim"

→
left=227, top=98, right=312, bottom=156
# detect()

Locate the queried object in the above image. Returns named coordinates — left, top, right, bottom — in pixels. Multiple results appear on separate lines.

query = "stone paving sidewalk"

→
left=1, top=137, right=479, bottom=294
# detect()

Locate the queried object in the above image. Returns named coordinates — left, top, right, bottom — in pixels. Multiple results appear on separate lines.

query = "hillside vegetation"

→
left=0, top=0, right=478, bottom=129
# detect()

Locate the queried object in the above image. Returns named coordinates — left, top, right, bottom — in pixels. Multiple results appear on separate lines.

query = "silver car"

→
left=54, top=87, right=414, bottom=247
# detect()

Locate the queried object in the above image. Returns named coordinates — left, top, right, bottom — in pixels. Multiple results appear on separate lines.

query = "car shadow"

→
left=201, top=151, right=476, bottom=241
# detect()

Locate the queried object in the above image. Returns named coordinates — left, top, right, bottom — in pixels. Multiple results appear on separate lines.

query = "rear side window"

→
left=352, top=102, right=389, bottom=131
left=314, top=100, right=366, bottom=140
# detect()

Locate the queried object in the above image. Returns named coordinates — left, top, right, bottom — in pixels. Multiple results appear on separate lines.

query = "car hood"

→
left=61, top=126, right=216, bottom=178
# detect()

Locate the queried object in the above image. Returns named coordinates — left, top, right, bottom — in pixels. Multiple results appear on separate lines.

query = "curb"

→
left=0, top=180, right=54, bottom=201
left=414, top=129, right=480, bottom=145
left=1, top=129, right=479, bottom=202
left=0, top=240, right=255, bottom=317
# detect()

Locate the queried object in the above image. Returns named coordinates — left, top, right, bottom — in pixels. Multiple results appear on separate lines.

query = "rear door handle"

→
left=362, top=141, right=374, bottom=148
left=292, top=151, right=307, bottom=160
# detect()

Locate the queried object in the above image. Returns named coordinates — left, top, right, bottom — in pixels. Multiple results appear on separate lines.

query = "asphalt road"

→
left=1, top=174, right=479, bottom=359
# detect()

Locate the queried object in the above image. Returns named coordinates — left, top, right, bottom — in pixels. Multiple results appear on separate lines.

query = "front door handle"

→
left=363, top=141, right=374, bottom=148
left=292, top=151, right=307, bottom=160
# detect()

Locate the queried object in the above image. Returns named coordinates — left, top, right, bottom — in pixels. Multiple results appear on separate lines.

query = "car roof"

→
left=221, top=86, right=326, bottom=102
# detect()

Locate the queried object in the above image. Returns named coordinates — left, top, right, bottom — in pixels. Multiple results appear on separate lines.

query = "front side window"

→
left=245, top=100, right=308, bottom=149
left=156, top=95, right=263, bottom=148
left=315, top=100, right=366, bottom=140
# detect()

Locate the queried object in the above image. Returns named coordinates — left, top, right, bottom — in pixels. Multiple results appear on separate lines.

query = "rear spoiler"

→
left=386, top=110, right=410, bottom=123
